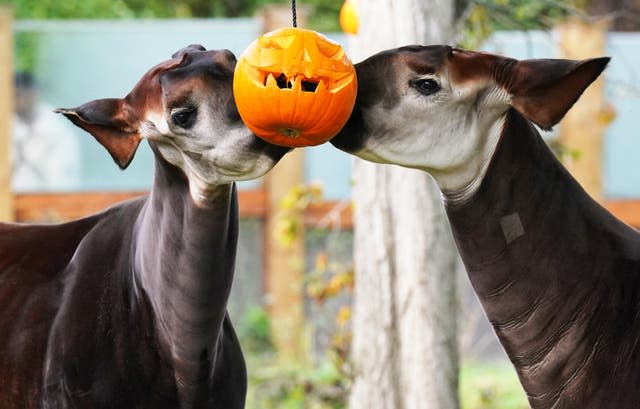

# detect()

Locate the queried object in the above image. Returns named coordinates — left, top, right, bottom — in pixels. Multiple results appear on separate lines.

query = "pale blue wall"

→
left=473, top=31, right=640, bottom=199
left=483, top=30, right=556, bottom=59
left=17, top=19, right=261, bottom=191
left=302, top=33, right=353, bottom=201
left=304, top=142, right=352, bottom=200
left=305, top=30, right=640, bottom=201
left=14, top=23, right=640, bottom=199
left=603, top=33, right=640, bottom=198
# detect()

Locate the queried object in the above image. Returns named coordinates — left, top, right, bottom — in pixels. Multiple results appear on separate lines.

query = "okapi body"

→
left=0, top=45, right=287, bottom=409
left=331, top=46, right=640, bottom=408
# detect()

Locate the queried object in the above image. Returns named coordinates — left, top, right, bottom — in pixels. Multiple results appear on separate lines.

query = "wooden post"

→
left=0, top=6, right=14, bottom=221
left=263, top=153, right=306, bottom=362
left=261, top=5, right=307, bottom=362
left=558, top=18, right=609, bottom=201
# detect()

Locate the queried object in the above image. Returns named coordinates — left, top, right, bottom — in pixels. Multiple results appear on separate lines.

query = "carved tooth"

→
left=292, top=76, right=302, bottom=91
left=315, top=80, right=327, bottom=93
left=265, top=73, right=277, bottom=88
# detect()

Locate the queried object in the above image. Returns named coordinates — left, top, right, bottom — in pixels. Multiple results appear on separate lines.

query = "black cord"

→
left=292, top=0, right=297, bottom=27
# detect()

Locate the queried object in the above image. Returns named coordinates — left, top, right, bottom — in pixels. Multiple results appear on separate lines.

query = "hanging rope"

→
left=292, top=0, right=298, bottom=27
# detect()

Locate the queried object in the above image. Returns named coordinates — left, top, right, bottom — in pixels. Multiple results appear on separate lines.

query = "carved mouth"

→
left=268, top=73, right=319, bottom=92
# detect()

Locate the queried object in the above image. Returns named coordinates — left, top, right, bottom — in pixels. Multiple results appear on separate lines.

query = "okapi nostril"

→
left=301, top=80, right=318, bottom=92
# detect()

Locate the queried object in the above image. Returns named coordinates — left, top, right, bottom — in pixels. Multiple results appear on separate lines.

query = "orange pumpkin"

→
left=233, top=27, right=357, bottom=147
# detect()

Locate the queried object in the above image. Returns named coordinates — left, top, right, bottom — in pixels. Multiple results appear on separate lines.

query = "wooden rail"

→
left=14, top=189, right=267, bottom=223
left=603, top=199, right=640, bottom=229
left=13, top=190, right=636, bottom=229
left=13, top=189, right=354, bottom=228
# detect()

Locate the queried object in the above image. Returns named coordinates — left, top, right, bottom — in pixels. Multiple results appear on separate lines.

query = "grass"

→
left=460, top=362, right=530, bottom=409
left=244, top=355, right=530, bottom=409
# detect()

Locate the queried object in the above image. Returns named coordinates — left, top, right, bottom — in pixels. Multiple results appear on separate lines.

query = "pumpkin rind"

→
left=233, top=27, right=358, bottom=147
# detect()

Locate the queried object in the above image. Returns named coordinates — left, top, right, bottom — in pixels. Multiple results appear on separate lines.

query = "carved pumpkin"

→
left=233, top=27, right=357, bottom=147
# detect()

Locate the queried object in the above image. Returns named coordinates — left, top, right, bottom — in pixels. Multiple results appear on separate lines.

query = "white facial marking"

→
left=355, top=72, right=510, bottom=205
left=141, top=107, right=278, bottom=206
left=441, top=115, right=505, bottom=205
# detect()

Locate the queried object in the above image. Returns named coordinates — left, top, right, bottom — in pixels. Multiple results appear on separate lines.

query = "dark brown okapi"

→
left=331, top=46, right=640, bottom=409
left=0, top=45, right=288, bottom=409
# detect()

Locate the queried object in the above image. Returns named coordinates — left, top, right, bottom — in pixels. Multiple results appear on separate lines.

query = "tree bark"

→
left=348, top=1, right=462, bottom=408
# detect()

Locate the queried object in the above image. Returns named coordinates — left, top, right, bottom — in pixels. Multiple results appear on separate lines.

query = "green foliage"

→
left=238, top=305, right=349, bottom=409
left=245, top=355, right=527, bottom=409
left=2, top=0, right=136, bottom=19
left=14, top=32, right=38, bottom=73
left=238, top=306, right=274, bottom=354
left=460, top=0, right=571, bottom=48
left=6, top=0, right=343, bottom=76
left=275, top=183, right=323, bottom=248
left=245, top=185, right=353, bottom=408
left=459, top=362, right=529, bottom=409
left=2, top=0, right=343, bottom=30
left=2, top=0, right=211, bottom=19
left=300, top=0, right=342, bottom=32
left=246, top=353, right=349, bottom=409
left=547, top=139, right=582, bottom=162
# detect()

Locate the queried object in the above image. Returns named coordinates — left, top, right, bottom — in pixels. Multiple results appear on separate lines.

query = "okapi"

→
left=331, top=46, right=640, bottom=409
left=0, top=45, right=288, bottom=408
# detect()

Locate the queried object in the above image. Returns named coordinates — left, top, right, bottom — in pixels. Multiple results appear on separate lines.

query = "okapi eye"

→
left=171, top=107, right=197, bottom=129
left=410, top=78, right=441, bottom=96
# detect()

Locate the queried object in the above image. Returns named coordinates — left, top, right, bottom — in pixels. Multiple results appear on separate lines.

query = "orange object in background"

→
left=339, top=0, right=359, bottom=34
left=233, top=27, right=357, bottom=147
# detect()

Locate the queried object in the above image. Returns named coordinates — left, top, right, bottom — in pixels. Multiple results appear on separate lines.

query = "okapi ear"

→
left=55, top=98, right=142, bottom=169
left=172, top=44, right=206, bottom=58
left=505, top=57, right=610, bottom=130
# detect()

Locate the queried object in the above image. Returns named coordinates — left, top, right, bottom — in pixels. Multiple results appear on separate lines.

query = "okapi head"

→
left=57, top=45, right=288, bottom=204
left=331, top=45, right=609, bottom=201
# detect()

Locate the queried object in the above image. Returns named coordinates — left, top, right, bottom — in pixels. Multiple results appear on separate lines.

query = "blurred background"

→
left=0, top=1, right=639, bottom=408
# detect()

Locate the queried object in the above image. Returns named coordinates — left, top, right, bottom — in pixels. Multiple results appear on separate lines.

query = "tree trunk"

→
left=348, top=1, right=463, bottom=408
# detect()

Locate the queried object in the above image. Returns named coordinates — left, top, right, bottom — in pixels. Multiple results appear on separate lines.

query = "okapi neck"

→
left=133, top=156, right=240, bottom=405
left=444, top=108, right=567, bottom=268
left=445, top=108, right=640, bottom=408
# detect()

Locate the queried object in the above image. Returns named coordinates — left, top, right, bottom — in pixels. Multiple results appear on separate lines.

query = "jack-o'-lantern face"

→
left=233, top=27, right=358, bottom=147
